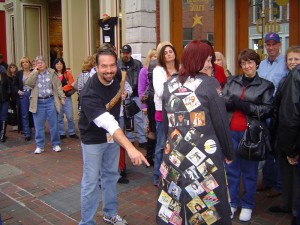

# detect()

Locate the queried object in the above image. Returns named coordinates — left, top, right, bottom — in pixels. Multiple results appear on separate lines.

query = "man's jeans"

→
left=153, top=121, right=165, bottom=185
left=32, top=97, right=60, bottom=148
left=125, top=96, right=147, bottom=144
left=226, top=131, right=259, bottom=209
left=19, top=91, right=31, bottom=137
left=80, top=142, right=120, bottom=225
left=58, top=96, right=76, bottom=135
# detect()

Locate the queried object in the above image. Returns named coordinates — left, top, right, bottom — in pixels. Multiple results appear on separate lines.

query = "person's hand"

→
left=224, top=157, right=232, bottom=164
left=121, top=91, right=128, bottom=100
left=61, top=98, right=66, bottom=105
left=127, top=147, right=150, bottom=166
left=142, top=108, right=147, bottom=115
left=287, top=155, right=299, bottom=165
left=18, top=90, right=24, bottom=96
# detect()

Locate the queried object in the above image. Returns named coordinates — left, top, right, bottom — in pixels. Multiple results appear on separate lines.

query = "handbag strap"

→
left=105, top=89, right=121, bottom=111
left=256, top=106, right=261, bottom=122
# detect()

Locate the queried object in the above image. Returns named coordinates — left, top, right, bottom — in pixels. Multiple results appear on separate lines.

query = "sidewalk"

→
left=0, top=125, right=293, bottom=225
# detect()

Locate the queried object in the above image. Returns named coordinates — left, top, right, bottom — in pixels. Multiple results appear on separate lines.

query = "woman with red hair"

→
left=156, top=40, right=235, bottom=225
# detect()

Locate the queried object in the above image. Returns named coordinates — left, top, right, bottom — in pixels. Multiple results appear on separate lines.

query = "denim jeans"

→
left=80, top=142, right=120, bottom=225
left=125, top=96, right=147, bottom=143
left=19, top=91, right=31, bottom=137
left=58, top=96, right=76, bottom=135
left=153, top=121, right=166, bottom=185
left=32, top=97, right=60, bottom=148
left=0, top=101, right=8, bottom=121
left=225, top=130, right=259, bottom=209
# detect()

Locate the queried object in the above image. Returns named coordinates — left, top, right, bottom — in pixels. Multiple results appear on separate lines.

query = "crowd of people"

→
left=0, top=31, right=299, bottom=225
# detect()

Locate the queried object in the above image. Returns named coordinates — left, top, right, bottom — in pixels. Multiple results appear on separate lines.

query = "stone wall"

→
left=124, top=0, right=156, bottom=62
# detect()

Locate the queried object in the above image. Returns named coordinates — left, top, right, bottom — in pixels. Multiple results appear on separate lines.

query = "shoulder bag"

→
left=237, top=107, right=270, bottom=161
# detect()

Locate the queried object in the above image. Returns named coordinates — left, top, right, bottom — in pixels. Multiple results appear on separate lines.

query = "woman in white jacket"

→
left=153, top=44, right=179, bottom=186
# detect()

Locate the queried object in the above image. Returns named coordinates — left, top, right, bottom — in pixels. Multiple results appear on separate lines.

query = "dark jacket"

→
left=15, top=70, right=26, bottom=93
left=223, top=74, right=274, bottom=123
left=117, top=57, right=143, bottom=97
left=275, top=65, right=300, bottom=157
left=0, top=71, right=10, bottom=102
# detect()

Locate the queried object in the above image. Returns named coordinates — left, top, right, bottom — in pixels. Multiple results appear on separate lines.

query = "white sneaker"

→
left=52, top=145, right=61, bottom=152
left=34, top=147, right=44, bottom=154
left=230, top=207, right=237, bottom=219
left=239, top=208, right=252, bottom=222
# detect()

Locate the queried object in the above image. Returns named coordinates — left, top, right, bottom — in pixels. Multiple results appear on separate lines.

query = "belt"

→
left=38, top=95, right=53, bottom=99
left=23, top=89, right=31, bottom=92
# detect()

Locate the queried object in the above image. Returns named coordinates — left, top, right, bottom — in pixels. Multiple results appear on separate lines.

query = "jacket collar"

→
left=233, top=73, right=262, bottom=87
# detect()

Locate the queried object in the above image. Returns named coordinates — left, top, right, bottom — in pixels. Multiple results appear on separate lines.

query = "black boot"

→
left=0, top=121, right=7, bottom=142
left=145, top=138, right=156, bottom=167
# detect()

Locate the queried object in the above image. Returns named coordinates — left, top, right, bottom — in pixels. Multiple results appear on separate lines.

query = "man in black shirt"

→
left=78, top=49, right=149, bottom=225
left=118, top=44, right=147, bottom=148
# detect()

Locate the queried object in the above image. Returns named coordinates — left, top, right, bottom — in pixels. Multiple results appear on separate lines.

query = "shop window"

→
left=269, top=0, right=282, bottom=21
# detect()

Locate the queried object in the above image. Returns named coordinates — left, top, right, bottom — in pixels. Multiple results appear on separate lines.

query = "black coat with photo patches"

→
left=156, top=74, right=235, bottom=225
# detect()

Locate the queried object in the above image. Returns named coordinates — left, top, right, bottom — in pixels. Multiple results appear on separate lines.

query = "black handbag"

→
left=124, top=99, right=140, bottom=118
left=65, top=88, right=77, bottom=97
left=237, top=108, right=270, bottom=161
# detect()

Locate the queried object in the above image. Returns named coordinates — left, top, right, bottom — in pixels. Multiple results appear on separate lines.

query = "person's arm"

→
left=63, top=71, right=75, bottom=92
left=93, top=112, right=149, bottom=166
left=124, top=81, right=132, bottom=99
left=25, top=69, right=38, bottom=88
left=51, top=69, right=66, bottom=104
left=207, top=78, right=235, bottom=162
left=138, top=67, right=148, bottom=111
left=153, top=66, right=166, bottom=99
left=278, top=66, right=300, bottom=158
left=248, top=82, right=274, bottom=119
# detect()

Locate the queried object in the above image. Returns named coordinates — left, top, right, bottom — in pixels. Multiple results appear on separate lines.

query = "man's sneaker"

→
left=34, top=147, right=44, bottom=154
left=230, top=207, right=237, bottom=219
left=239, top=208, right=252, bottom=222
left=52, top=145, right=61, bottom=152
left=103, top=214, right=128, bottom=225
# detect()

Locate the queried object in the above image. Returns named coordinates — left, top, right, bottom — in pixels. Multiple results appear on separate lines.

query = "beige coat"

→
left=25, top=68, right=65, bottom=113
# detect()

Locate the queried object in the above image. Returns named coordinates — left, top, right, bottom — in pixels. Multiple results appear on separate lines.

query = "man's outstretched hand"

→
left=127, top=148, right=150, bottom=166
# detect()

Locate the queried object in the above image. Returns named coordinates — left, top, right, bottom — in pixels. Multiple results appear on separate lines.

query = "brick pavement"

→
left=0, top=125, right=293, bottom=225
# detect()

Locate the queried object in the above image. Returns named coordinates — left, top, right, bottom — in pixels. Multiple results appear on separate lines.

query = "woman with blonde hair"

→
left=15, top=57, right=34, bottom=140
left=215, top=51, right=232, bottom=77
left=77, top=56, right=95, bottom=113
left=138, top=48, right=157, bottom=166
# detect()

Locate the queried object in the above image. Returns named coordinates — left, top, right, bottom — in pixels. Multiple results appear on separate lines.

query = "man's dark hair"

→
left=96, top=49, right=117, bottom=65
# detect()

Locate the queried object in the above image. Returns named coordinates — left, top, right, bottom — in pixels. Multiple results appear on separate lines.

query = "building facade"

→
left=0, top=0, right=299, bottom=77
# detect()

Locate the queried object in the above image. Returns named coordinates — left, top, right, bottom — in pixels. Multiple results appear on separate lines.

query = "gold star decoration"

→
left=192, top=14, right=203, bottom=27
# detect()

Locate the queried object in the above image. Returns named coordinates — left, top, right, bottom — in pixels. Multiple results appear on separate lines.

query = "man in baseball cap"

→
left=121, top=44, right=132, bottom=53
left=257, top=31, right=288, bottom=200
left=264, top=32, right=280, bottom=43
